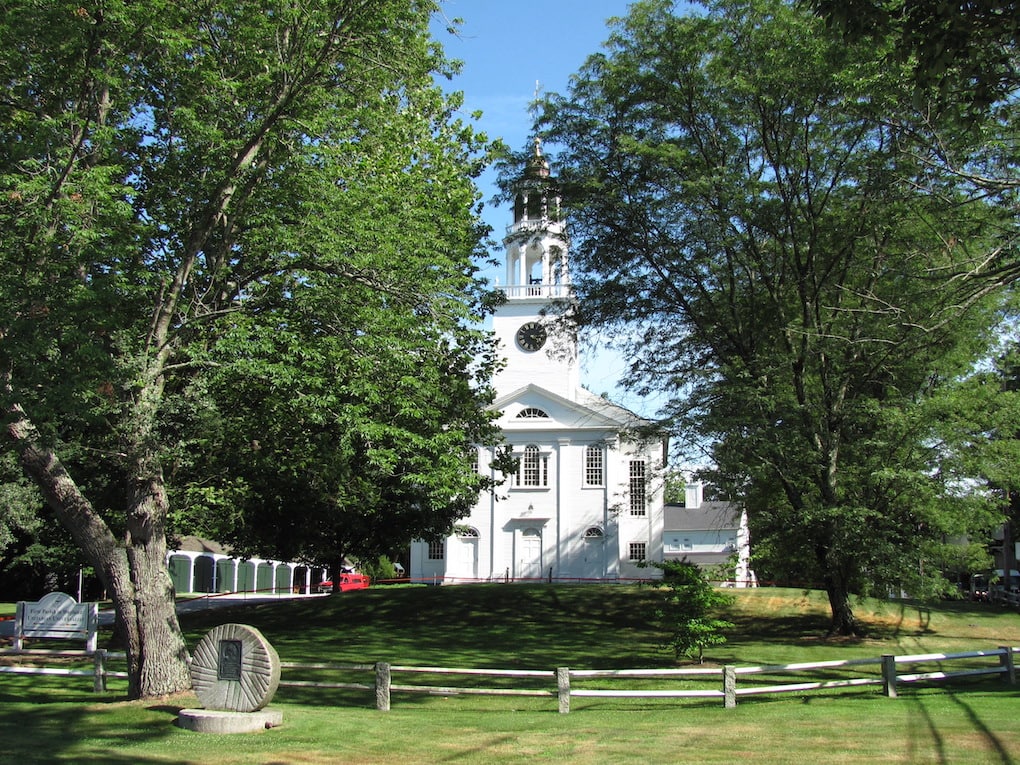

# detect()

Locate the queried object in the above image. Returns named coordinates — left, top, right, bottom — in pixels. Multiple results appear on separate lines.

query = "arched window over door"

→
left=582, top=526, right=605, bottom=580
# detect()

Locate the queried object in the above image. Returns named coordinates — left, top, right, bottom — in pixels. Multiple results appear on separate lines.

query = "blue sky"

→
left=431, top=1, right=661, bottom=415
left=434, top=0, right=635, bottom=155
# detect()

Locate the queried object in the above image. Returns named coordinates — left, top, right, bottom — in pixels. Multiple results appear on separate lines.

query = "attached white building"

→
left=409, top=141, right=667, bottom=584
left=663, top=484, right=756, bottom=587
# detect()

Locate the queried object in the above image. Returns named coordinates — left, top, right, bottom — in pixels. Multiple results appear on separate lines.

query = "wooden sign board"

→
left=14, top=592, right=98, bottom=652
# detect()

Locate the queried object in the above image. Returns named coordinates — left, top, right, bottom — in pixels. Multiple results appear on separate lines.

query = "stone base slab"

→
left=177, top=708, right=283, bottom=734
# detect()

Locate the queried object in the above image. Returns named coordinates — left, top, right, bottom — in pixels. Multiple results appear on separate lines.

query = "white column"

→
left=519, top=237, right=529, bottom=286
left=556, top=437, right=569, bottom=579
left=185, top=552, right=197, bottom=594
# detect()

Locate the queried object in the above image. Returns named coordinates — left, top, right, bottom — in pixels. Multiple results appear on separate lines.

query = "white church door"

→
left=519, top=528, right=543, bottom=581
left=451, top=534, right=479, bottom=582
left=581, top=528, right=606, bottom=581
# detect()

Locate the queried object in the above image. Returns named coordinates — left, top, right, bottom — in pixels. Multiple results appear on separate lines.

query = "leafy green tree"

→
left=662, top=470, right=687, bottom=505
left=1, top=0, right=498, bottom=697
left=643, top=560, right=734, bottom=662
left=538, top=0, right=1015, bottom=634
left=807, top=0, right=1018, bottom=215
left=171, top=284, right=504, bottom=590
left=0, top=453, right=42, bottom=562
left=807, top=0, right=1018, bottom=111
left=980, top=347, right=1020, bottom=592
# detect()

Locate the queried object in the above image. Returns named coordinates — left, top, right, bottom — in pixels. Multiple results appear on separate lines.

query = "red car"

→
left=317, top=573, right=370, bottom=593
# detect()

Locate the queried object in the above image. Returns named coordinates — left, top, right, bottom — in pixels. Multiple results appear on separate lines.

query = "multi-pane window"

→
left=523, top=445, right=541, bottom=485
left=516, top=444, right=548, bottom=487
left=516, top=407, right=549, bottom=419
left=629, top=542, right=646, bottom=561
left=584, top=444, right=604, bottom=486
left=427, top=540, right=445, bottom=560
left=629, top=460, right=646, bottom=516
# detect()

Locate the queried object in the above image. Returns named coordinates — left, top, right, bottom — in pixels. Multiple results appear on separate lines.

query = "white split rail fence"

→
left=0, top=593, right=129, bottom=692
left=279, top=645, right=1018, bottom=713
left=0, top=648, right=128, bottom=692
left=3, top=621, right=1015, bottom=706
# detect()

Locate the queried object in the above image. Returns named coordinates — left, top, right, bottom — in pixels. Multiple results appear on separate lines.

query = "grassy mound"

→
left=178, top=584, right=1020, bottom=668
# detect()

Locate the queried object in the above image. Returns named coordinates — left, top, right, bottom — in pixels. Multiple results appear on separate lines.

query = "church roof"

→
left=573, top=386, right=650, bottom=426
left=663, top=503, right=742, bottom=532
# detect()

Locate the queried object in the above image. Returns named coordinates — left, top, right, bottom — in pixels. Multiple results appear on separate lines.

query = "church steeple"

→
left=502, top=137, right=570, bottom=301
left=492, top=137, right=579, bottom=400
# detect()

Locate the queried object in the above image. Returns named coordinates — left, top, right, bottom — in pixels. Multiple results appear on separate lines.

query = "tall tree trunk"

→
left=823, top=570, right=862, bottom=637
left=4, top=401, right=191, bottom=698
left=121, top=463, right=192, bottom=697
left=329, top=553, right=346, bottom=595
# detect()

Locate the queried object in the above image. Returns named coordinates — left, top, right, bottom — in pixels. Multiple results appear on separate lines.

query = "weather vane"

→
left=529, top=79, right=543, bottom=118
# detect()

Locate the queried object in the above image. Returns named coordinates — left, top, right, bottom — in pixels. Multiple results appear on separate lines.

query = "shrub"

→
left=643, top=559, right=735, bottom=663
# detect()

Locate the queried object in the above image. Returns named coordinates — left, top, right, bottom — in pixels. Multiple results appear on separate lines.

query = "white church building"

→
left=409, top=142, right=669, bottom=584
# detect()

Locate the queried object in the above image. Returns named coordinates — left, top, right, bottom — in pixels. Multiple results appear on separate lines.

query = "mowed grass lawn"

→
left=1, top=584, right=1019, bottom=764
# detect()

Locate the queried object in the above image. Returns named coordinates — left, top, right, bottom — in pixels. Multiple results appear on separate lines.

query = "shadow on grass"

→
left=941, top=687, right=1017, bottom=765
left=0, top=680, right=184, bottom=765
left=181, top=584, right=673, bottom=671
left=179, top=584, right=1020, bottom=670
left=725, top=592, right=1020, bottom=652
left=724, top=610, right=834, bottom=644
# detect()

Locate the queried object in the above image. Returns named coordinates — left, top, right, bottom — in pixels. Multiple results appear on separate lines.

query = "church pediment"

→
left=492, top=384, right=647, bottom=431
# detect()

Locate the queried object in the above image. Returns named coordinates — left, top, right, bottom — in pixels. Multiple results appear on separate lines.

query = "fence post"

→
left=12, top=602, right=24, bottom=651
left=557, top=666, right=571, bottom=714
left=882, top=655, right=897, bottom=698
left=92, top=649, right=107, bottom=693
left=723, top=665, right=737, bottom=709
left=999, top=646, right=1016, bottom=685
left=85, top=603, right=99, bottom=654
left=375, top=662, right=391, bottom=711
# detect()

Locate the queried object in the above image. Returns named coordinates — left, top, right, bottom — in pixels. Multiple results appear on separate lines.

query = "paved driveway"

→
left=1, top=592, right=323, bottom=639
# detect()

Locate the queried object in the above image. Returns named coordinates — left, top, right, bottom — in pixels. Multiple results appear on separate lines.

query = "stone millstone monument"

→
left=178, top=623, right=283, bottom=734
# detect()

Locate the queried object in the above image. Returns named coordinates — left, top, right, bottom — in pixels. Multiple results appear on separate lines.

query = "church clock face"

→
left=515, top=321, right=547, bottom=352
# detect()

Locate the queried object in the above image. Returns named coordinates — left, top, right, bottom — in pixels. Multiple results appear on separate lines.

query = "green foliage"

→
left=0, top=453, right=42, bottom=559
left=0, top=0, right=502, bottom=693
left=538, top=0, right=1016, bottom=635
left=642, top=560, right=734, bottom=662
left=0, top=452, right=98, bottom=599
left=0, top=0, right=500, bottom=562
left=356, top=556, right=401, bottom=582
left=808, top=0, right=1018, bottom=112
left=661, top=470, right=687, bottom=505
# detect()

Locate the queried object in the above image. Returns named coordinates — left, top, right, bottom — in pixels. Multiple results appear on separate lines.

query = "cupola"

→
left=503, top=137, right=570, bottom=300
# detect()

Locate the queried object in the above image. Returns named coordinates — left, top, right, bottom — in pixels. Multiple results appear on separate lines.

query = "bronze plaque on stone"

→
left=217, top=639, right=243, bottom=681
left=191, top=624, right=281, bottom=712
